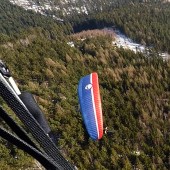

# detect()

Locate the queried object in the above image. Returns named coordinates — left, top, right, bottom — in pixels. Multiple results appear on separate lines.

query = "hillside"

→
left=8, top=0, right=131, bottom=17
left=3, top=0, right=170, bottom=52
left=0, top=0, right=170, bottom=169
left=1, top=28, right=170, bottom=170
left=0, top=0, right=73, bottom=41
left=8, top=0, right=170, bottom=19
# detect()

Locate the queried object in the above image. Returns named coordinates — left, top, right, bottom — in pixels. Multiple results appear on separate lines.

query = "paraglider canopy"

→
left=78, top=72, right=103, bottom=140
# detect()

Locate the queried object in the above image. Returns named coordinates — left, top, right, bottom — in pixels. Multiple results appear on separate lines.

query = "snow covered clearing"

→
left=105, top=27, right=170, bottom=60
left=69, top=27, right=170, bottom=60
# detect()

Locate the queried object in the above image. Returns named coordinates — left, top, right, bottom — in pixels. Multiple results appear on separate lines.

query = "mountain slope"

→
left=0, top=0, right=170, bottom=169
left=0, top=26, right=170, bottom=169
left=8, top=0, right=146, bottom=18
left=0, top=0, right=70, bottom=37
left=8, top=0, right=170, bottom=19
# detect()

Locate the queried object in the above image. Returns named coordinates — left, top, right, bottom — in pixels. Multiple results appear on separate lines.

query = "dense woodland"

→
left=0, top=0, right=170, bottom=169
left=69, top=1, right=170, bottom=53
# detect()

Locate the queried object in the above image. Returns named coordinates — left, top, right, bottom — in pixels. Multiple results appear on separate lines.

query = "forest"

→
left=0, top=0, right=170, bottom=169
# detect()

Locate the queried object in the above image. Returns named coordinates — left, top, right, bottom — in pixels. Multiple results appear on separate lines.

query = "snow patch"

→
left=105, top=27, right=170, bottom=60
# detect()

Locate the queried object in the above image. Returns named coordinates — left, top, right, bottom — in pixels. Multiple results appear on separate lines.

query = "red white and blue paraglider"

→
left=78, top=72, right=103, bottom=140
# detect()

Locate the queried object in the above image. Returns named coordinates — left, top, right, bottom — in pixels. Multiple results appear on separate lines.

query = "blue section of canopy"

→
left=78, top=74, right=98, bottom=140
